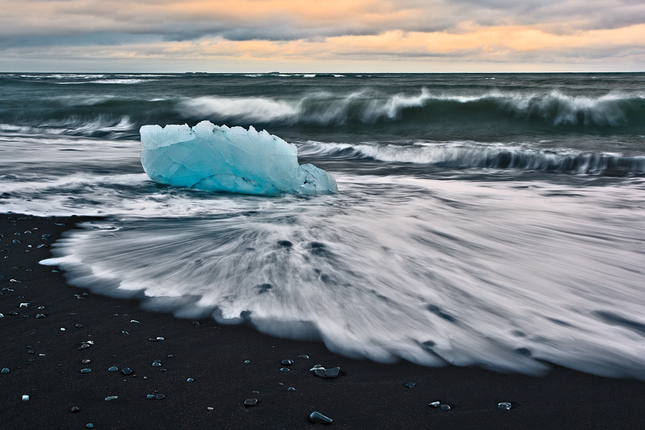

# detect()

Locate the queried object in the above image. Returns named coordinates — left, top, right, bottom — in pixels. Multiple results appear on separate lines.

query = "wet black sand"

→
left=1, top=213, right=644, bottom=429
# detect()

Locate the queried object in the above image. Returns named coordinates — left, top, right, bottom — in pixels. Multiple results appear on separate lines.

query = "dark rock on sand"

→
left=309, top=411, right=333, bottom=424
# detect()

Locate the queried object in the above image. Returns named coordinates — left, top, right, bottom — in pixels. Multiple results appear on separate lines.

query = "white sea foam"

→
left=41, top=175, right=645, bottom=378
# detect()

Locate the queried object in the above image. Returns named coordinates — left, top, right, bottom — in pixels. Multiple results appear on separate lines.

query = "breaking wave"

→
left=179, top=89, right=645, bottom=130
left=300, top=141, right=645, bottom=176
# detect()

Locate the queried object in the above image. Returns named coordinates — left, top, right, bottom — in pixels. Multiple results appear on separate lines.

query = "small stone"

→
left=151, top=360, right=162, bottom=367
left=80, top=368, right=92, bottom=373
left=75, top=324, right=83, bottom=328
left=287, top=387, right=296, bottom=392
left=146, top=394, right=155, bottom=400
left=281, top=359, right=294, bottom=366
left=298, top=354, right=310, bottom=359
left=440, top=404, right=451, bottom=411
left=498, top=402, right=512, bottom=410
left=86, top=424, right=94, bottom=429
left=108, top=366, right=119, bottom=372
left=186, top=378, right=194, bottom=383
left=1, top=368, right=9, bottom=374
left=192, top=321, right=200, bottom=326
left=404, top=382, right=416, bottom=388
left=22, top=394, right=30, bottom=401
left=35, top=313, right=47, bottom=319
left=207, top=407, right=214, bottom=411
left=167, top=354, right=174, bottom=358
left=244, top=360, right=251, bottom=364
left=81, top=359, right=91, bottom=364
left=309, top=411, right=333, bottom=424
left=70, top=406, right=81, bottom=413
left=121, top=367, right=133, bottom=375
left=252, top=390, right=260, bottom=394
left=280, top=367, right=291, bottom=372
left=104, top=396, right=118, bottom=401
left=313, top=366, right=340, bottom=379
left=428, top=401, right=441, bottom=408
left=155, top=394, right=165, bottom=400
left=243, top=398, right=258, bottom=407
left=20, top=302, right=29, bottom=308
left=130, top=319, right=139, bottom=323
left=156, top=336, right=165, bottom=341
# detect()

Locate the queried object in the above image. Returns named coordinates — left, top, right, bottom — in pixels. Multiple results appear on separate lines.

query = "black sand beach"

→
left=1, top=213, right=644, bottom=429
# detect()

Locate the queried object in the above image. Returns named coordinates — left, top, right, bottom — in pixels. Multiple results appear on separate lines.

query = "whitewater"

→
left=1, top=72, right=644, bottom=379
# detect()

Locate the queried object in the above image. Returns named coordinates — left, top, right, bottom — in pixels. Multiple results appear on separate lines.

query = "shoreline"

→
left=1, top=213, right=644, bottom=429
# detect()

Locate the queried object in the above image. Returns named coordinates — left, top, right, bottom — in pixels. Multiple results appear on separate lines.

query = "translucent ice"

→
left=140, top=121, right=337, bottom=196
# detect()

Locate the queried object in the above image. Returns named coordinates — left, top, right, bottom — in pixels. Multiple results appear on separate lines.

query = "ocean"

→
left=1, top=72, right=644, bottom=379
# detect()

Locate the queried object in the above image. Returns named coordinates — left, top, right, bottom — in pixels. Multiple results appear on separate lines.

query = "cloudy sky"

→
left=1, top=0, right=644, bottom=72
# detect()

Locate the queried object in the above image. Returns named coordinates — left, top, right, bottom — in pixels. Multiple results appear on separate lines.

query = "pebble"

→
left=498, top=402, right=513, bottom=410
left=86, top=424, right=94, bottom=429
left=81, top=359, right=91, bottom=364
left=309, top=411, right=333, bottom=425
left=75, top=324, right=84, bottom=328
left=244, top=360, right=251, bottom=364
left=104, top=396, right=118, bottom=401
left=440, top=404, right=451, bottom=411
left=287, top=387, right=296, bottom=392
left=22, top=395, right=30, bottom=401
left=146, top=394, right=155, bottom=399
left=404, top=382, right=416, bottom=388
left=1, top=368, right=10, bottom=374
left=108, top=366, right=119, bottom=372
left=311, top=366, right=341, bottom=379
left=151, top=360, right=162, bottom=367
left=155, top=394, right=166, bottom=400
left=70, top=406, right=80, bottom=413
left=428, top=401, right=441, bottom=408
left=186, top=378, right=194, bottom=383
left=281, top=359, right=294, bottom=366
left=280, top=367, right=291, bottom=372
left=298, top=354, right=310, bottom=359
left=243, top=398, right=259, bottom=407
left=80, top=368, right=92, bottom=373
left=121, top=367, right=133, bottom=375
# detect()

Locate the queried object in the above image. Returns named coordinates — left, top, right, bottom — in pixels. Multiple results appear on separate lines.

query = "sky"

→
left=1, top=0, right=644, bottom=73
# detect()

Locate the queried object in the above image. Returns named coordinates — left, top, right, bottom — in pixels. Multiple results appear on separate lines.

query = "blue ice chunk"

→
left=140, top=121, right=337, bottom=196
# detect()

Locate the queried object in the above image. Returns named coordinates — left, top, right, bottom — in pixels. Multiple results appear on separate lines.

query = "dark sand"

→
left=1, top=213, right=644, bottom=429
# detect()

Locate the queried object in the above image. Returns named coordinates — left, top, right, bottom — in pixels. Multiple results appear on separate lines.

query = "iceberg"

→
left=140, top=121, right=337, bottom=196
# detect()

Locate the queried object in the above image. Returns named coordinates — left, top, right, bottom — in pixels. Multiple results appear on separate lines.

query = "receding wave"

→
left=42, top=176, right=645, bottom=379
left=301, top=141, right=645, bottom=176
